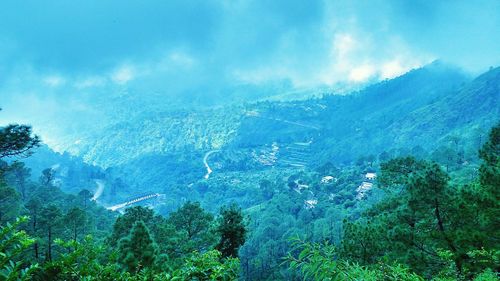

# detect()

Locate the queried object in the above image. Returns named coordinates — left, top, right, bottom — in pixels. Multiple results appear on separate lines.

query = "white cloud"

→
left=349, top=64, right=376, bottom=82
left=111, top=65, right=135, bottom=84
left=43, top=75, right=65, bottom=87
left=169, top=51, right=195, bottom=68
left=75, top=76, right=106, bottom=89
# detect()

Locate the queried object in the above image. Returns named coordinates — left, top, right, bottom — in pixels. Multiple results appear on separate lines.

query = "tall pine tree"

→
left=118, top=220, right=158, bottom=272
left=216, top=204, right=246, bottom=258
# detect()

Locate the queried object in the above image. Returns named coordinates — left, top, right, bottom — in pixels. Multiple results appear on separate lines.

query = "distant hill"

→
left=28, top=62, right=498, bottom=202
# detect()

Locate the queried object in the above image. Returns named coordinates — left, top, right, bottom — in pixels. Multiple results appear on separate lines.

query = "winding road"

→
left=203, top=150, right=219, bottom=179
left=91, top=179, right=105, bottom=201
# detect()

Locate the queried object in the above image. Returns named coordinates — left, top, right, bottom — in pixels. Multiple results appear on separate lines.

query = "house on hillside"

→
left=356, top=182, right=373, bottom=200
left=321, top=175, right=337, bottom=184
left=365, top=172, right=377, bottom=181
left=304, top=199, right=318, bottom=209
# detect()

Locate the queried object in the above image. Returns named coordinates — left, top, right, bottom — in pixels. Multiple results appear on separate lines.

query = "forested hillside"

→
left=1, top=63, right=498, bottom=280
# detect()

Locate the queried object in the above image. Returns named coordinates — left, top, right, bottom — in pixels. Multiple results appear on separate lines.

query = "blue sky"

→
left=0, top=0, right=499, bottom=146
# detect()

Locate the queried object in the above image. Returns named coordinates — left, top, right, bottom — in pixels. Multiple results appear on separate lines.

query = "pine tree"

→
left=64, top=207, right=87, bottom=244
left=0, top=120, right=40, bottom=160
left=118, top=220, right=157, bottom=272
left=478, top=123, right=499, bottom=194
left=216, top=204, right=246, bottom=258
left=0, top=184, right=22, bottom=225
left=39, top=204, right=63, bottom=261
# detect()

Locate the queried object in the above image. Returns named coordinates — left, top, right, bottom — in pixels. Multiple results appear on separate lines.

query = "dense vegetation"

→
left=2, top=118, right=498, bottom=280
left=1, top=64, right=498, bottom=280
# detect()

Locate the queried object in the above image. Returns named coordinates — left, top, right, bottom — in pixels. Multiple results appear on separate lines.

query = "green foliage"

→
left=64, top=207, right=86, bottom=243
left=109, top=206, right=157, bottom=247
left=287, top=239, right=424, bottom=281
left=118, top=220, right=158, bottom=272
left=0, top=124, right=40, bottom=159
left=340, top=220, right=384, bottom=264
left=338, top=124, right=500, bottom=279
left=167, top=201, right=215, bottom=252
left=0, top=216, right=38, bottom=281
left=174, top=250, right=240, bottom=281
left=0, top=89, right=498, bottom=280
left=0, top=184, right=23, bottom=225
left=38, top=204, right=63, bottom=262
left=472, top=269, right=499, bottom=281
left=216, top=204, right=246, bottom=258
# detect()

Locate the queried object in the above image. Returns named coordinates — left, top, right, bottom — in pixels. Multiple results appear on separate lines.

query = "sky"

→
left=0, top=0, right=499, bottom=145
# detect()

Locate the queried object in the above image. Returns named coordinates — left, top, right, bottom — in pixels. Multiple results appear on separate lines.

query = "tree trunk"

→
left=34, top=243, right=39, bottom=259
left=73, top=223, right=78, bottom=251
left=32, top=215, right=38, bottom=258
left=47, top=226, right=52, bottom=261
left=434, top=198, right=461, bottom=273
left=20, top=182, right=25, bottom=200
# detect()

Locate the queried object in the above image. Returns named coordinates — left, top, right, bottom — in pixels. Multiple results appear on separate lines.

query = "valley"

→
left=1, top=2, right=499, bottom=279
left=2, top=62, right=498, bottom=280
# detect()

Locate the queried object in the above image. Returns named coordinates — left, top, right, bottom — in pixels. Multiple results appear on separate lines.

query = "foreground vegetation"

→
left=287, top=124, right=499, bottom=280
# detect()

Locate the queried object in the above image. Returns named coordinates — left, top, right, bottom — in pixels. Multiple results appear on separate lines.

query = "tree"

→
left=118, top=220, right=157, bottom=272
left=38, top=205, right=63, bottom=261
left=64, top=207, right=87, bottom=245
left=167, top=201, right=215, bottom=251
left=287, top=239, right=424, bottom=281
left=406, top=163, right=462, bottom=273
left=341, top=220, right=384, bottom=265
left=259, top=179, right=275, bottom=200
left=0, top=122, right=40, bottom=160
left=77, top=189, right=93, bottom=209
left=452, top=123, right=500, bottom=275
left=478, top=123, right=499, bottom=193
left=4, top=161, right=31, bottom=200
left=0, top=184, right=23, bottom=225
left=39, top=168, right=55, bottom=187
left=109, top=206, right=157, bottom=248
left=216, top=204, right=246, bottom=258
left=26, top=198, right=42, bottom=259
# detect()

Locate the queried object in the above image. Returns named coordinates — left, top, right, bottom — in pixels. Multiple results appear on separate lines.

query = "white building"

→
left=321, top=175, right=336, bottom=184
left=356, top=182, right=373, bottom=200
left=304, top=199, right=318, bottom=209
left=365, top=172, right=377, bottom=180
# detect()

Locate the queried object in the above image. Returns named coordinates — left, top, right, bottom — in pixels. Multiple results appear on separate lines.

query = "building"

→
left=365, top=172, right=377, bottom=180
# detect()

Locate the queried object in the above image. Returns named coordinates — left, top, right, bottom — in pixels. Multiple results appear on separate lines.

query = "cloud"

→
left=349, top=65, right=376, bottom=82
left=43, top=75, right=65, bottom=87
left=0, top=0, right=498, bottom=145
left=111, top=66, right=135, bottom=85
left=74, top=76, right=106, bottom=89
left=0, top=0, right=497, bottom=89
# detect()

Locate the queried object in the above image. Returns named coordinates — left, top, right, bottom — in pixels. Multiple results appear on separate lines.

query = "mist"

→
left=0, top=0, right=499, bottom=146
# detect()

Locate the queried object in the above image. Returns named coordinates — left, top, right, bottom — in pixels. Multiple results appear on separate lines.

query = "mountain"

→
left=20, top=62, right=495, bottom=209
left=15, top=144, right=105, bottom=195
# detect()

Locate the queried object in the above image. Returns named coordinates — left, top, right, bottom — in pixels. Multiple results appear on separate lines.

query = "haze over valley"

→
left=0, top=1, right=498, bottom=280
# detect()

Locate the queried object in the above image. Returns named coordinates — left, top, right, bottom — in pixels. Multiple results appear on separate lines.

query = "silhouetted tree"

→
left=216, top=204, right=246, bottom=258
left=6, top=161, right=31, bottom=199
left=39, top=168, right=55, bottom=187
left=0, top=109, right=40, bottom=159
